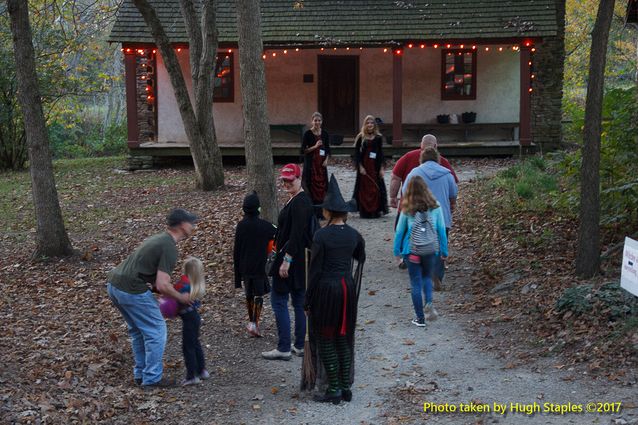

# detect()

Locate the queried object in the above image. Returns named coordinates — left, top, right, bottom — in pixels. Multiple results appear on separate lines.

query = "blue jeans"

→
left=405, top=254, right=435, bottom=321
left=181, top=310, right=205, bottom=380
left=107, top=283, right=167, bottom=385
left=270, top=281, right=306, bottom=352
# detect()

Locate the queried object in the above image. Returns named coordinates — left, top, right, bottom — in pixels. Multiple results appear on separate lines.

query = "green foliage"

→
left=0, top=0, right=125, bottom=170
left=557, top=282, right=638, bottom=321
left=49, top=118, right=127, bottom=159
left=564, top=0, right=637, bottom=99
left=0, top=13, right=27, bottom=170
left=490, top=156, right=559, bottom=212
left=596, top=283, right=638, bottom=321
left=557, top=87, right=638, bottom=227
left=556, top=284, right=593, bottom=315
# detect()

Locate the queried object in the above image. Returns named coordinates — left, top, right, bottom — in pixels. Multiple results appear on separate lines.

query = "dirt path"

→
left=164, top=162, right=636, bottom=425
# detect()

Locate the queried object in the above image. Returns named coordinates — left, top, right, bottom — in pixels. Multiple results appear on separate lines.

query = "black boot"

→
left=313, top=389, right=342, bottom=405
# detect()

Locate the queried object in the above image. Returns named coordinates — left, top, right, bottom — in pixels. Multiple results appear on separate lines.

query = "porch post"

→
left=124, top=47, right=140, bottom=148
left=519, top=47, right=532, bottom=146
left=392, top=48, right=403, bottom=147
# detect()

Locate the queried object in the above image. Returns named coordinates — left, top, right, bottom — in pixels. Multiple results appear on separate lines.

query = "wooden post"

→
left=519, top=47, right=532, bottom=147
left=392, top=48, right=403, bottom=147
left=124, top=46, right=139, bottom=148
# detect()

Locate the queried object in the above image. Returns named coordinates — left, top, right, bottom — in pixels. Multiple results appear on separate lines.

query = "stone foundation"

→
left=127, top=155, right=154, bottom=170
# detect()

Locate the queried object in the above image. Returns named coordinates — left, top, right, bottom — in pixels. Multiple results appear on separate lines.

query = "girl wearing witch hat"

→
left=303, top=175, right=366, bottom=404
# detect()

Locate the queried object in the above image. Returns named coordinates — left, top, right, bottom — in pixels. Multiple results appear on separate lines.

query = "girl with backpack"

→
left=393, top=176, right=448, bottom=327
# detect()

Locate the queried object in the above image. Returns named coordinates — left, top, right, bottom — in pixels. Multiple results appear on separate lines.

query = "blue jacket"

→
left=403, top=161, right=458, bottom=228
left=393, top=206, right=448, bottom=257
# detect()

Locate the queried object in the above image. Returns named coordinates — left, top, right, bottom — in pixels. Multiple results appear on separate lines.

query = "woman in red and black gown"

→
left=301, top=112, right=330, bottom=218
left=352, top=115, right=388, bottom=218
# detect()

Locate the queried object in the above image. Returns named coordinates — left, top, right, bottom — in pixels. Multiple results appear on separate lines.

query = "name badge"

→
left=319, top=149, right=326, bottom=157
left=369, top=152, right=377, bottom=159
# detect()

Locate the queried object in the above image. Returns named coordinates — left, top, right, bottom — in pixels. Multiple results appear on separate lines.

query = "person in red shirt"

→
left=389, top=134, right=458, bottom=210
left=389, top=134, right=458, bottom=271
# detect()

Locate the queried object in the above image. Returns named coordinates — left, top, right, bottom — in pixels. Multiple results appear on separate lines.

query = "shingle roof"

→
left=109, top=0, right=558, bottom=45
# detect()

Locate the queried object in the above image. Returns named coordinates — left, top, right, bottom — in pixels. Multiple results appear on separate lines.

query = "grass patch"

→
left=0, top=156, right=196, bottom=235
left=52, top=156, right=127, bottom=173
left=488, top=156, right=560, bottom=214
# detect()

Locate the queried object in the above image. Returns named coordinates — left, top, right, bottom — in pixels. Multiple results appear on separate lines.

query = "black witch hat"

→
left=316, top=175, right=357, bottom=213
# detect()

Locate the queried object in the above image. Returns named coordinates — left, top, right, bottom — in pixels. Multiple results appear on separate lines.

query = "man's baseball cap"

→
left=279, top=163, right=301, bottom=181
left=167, top=208, right=198, bottom=226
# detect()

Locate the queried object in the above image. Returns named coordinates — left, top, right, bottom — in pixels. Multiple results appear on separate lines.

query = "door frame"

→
left=317, top=55, right=360, bottom=135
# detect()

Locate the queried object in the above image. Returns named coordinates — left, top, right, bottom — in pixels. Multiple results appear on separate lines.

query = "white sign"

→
left=621, top=237, right=638, bottom=297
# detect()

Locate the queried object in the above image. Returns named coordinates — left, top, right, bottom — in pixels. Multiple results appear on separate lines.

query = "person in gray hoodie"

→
left=403, top=147, right=458, bottom=290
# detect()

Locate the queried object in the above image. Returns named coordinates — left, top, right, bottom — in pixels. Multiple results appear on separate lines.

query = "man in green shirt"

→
left=107, top=208, right=197, bottom=388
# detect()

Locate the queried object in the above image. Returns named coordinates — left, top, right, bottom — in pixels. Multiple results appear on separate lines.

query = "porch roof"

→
left=108, top=0, right=558, bottom=45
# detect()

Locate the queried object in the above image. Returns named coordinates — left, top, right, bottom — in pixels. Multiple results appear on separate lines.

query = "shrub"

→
left=556, top=284, right=593, bottom=315
left=490, top=156, right=559, bottom=211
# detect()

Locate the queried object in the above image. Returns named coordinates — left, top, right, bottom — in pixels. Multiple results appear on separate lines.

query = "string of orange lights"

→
left=123, top=41, right=536, bottom=96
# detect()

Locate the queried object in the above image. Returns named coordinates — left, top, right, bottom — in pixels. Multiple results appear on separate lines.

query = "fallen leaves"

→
left=454, top=158, right=637, bottom=383
left=0, top=164, right=252, bottom=423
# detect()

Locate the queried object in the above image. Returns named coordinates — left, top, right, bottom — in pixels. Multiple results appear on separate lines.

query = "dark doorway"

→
left=318, top=56, right=359, bottom=135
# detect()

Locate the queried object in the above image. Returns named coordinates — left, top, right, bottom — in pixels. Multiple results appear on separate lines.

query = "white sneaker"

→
left=425, top=303, right=439, bottom=321
left=411, top=317, right=426, bottom=327
left=181, top=377, right=201, bottom=386
left=261, top=348, right=292, bottom=361
left=291, top=345, right=304, bottom=357
left=198, top=370, right=210, bottom=380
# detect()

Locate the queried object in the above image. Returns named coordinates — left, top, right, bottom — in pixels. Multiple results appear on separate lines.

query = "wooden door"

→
left=318, top=56, right=358, bottom=135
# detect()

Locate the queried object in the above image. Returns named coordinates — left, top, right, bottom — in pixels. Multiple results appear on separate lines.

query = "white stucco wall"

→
left=397, top=45, right=520, bottom=124
left=155, top=45, right=520, bottom=143
left=157, top=49, right=244, bottom=143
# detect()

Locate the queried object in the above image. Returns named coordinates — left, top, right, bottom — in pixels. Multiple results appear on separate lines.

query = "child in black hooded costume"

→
left=304, top=175, right=366, bottom=404
left=233, top=192, right=277, bottom=337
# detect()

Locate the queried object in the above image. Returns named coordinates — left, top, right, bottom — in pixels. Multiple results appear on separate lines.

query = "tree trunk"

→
left=236, top=0, right=278, bottom=223
left=8, top=0, right=73, bottom=258
left=575, top=0, right=616, bottom=278
left=132, top=0, right=224, bottom=190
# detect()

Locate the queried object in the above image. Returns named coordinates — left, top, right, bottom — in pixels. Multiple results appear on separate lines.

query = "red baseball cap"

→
left=279, top=163, right=301, bottom=181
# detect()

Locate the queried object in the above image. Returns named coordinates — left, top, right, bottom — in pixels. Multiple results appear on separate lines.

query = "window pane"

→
left=214, top=52, right=233, bottom=101
left=442, top=49, right=475, bottom=99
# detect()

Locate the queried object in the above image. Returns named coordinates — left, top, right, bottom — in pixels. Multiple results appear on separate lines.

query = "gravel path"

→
left=177, top=162, right=637, bottom=425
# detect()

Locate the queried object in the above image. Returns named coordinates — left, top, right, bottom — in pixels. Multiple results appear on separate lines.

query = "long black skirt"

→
left=306, top=276, right=359, bottom=390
